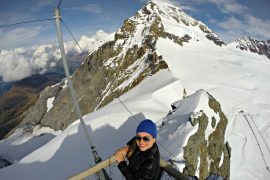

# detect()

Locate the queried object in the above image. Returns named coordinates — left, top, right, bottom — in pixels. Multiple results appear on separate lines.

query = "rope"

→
left=117, top=97, right=140, bottom=122
left=0, top=18, right=55, bottom=29
left=60, top=19, right=84, bottom=52
left=58, top=0, right=63, bottom=8
left=60, top=18, right=97, bottom=68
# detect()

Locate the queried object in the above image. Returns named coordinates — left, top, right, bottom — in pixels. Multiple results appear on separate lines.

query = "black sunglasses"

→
left=135, top=136, right=151, bottom=142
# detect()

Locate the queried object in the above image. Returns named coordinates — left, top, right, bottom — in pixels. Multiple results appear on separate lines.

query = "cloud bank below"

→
left=0, top=30, right=111, bottom=82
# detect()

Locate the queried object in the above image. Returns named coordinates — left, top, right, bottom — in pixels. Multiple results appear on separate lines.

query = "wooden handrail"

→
left=68, top=156, right=188, bottom=180
left=68, top=156, right=116, bottom=180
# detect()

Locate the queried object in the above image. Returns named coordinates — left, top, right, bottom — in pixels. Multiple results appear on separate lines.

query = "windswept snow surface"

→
left=1, top=37, right=270, bottom=179
left=156, top=37, right=270, bottom=179
left=1, top=2, right=270, bottom=180
left=0, top=126, right=61, bottom=164
left=0, top=70, right=186, bottom=179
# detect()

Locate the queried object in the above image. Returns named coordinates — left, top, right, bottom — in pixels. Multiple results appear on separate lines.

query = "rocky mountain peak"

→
left=17, top=0, right=225, bottom=133
left=115, top=0, right=225, bottom=48
left=230, top=37, right=270, bottom=59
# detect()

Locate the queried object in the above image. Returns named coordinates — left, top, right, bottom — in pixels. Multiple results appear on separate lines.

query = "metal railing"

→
left=68, top=156, right=188, bottom=180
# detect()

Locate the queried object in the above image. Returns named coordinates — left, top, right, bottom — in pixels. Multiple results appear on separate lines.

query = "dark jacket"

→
left=117, top=138, right=161, bottom=180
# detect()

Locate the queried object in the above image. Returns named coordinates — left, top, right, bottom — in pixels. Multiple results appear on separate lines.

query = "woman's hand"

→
left=114, top=146, right=129, bottom=163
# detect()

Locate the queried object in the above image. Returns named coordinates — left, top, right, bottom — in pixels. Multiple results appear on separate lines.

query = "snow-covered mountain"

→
left=0, top=0, right=270, bottom=179
left=229, top=37, right=270, bottom=60
left=18, top=0, right=227, bottom=132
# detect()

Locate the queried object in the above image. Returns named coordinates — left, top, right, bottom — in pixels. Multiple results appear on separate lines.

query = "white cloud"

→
left=31, top=1, right=55, bottom=11
left=218, top=15, right=270, bottom=40
left=221, top=2, right=248, bottom=14
left=0, top=30, right=111, bottom=82
left=0, top=27, right=41, bottom=50
left=218, top=17, right=244, bottom=30
left=77, top=30, right=111, bottom=52
left=159, top=0, right=182, bottom=7
left=64, top=4, right=103, bottom=13
left=0, top=44, right=57, bottom=82
left=198, top=0, right=248, bottom=14
left=244, top=14, right=270, bottom=38
left=141, top=0, right=182, bottom=7
left=214, top=29, right=245, bottom=43
left=0, top=53, right=32, bottom=82
left=179, top=5, right=197, bottom=12
left=79, top=4, right=102, bottom=13
left=140, top=0, right=196, bottom=12
left=179, top=0, right=270, bottom=41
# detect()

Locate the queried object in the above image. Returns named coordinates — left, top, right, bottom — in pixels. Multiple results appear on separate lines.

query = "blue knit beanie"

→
left=136, top=119, right=157, bottom=138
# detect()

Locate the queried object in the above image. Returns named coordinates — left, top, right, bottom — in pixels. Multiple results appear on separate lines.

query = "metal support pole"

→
left=54, top=8, right=107, bottom=180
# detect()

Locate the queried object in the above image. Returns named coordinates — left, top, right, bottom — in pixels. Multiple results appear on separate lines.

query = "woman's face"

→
left=135, top=132, right=156, bottom=151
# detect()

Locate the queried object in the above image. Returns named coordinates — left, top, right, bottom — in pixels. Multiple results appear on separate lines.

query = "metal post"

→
left=54, top=8, right=107, bottom=180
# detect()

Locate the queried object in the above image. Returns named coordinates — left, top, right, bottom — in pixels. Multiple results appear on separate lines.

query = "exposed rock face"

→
left=0, top=86, right=38, bottom=139
left=0, top=73, right=65, bottom=139
left=183, top=92, right=230, bottom=179
left=206, top=34, right=225, bottom=46
left=230, top=37, right=270, bottom=60
left=21, top=81, right=64, bottom=128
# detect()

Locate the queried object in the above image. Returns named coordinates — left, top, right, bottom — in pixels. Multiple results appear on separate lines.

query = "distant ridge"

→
left=229, top=37, right=270, bottom=59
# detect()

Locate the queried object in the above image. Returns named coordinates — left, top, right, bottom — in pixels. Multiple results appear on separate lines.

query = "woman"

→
left=114, top=119, right=161, bottom=180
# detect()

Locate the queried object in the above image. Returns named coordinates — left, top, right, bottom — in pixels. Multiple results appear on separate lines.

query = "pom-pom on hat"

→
left=136, top=119, right=157, bottom=138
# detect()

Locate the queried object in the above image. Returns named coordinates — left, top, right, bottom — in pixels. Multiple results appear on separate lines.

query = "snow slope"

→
left=0, top=0, right=270, bottom=179
left=0, top=70, right=185, bottom=179
left=1, top=41, right=269, bottom=179
left=156, top=36, right=270, bottom=179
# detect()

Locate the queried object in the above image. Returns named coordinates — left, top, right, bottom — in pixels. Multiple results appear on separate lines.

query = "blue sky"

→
left=0, top=0, right=270, bottom=50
